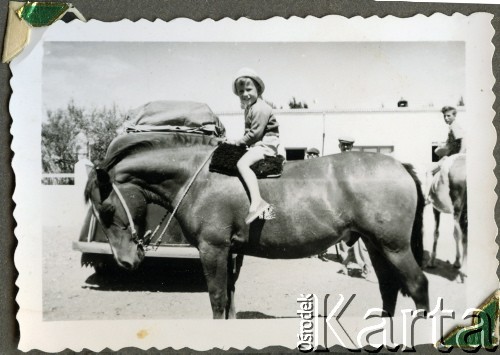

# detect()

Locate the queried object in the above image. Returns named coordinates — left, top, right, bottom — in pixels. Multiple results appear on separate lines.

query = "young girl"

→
left=227, top=68, right=280, bottom=224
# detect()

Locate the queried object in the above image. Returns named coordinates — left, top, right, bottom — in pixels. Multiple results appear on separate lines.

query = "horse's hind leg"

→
left=458, top=210, right=468, bottom=283
left=363, top=241, right=400, bottom=316
left=452, top=204, right=467, bottom=270
left=226, top=254, right=244, bottom=319
left=429, top=208, right=441, bottom=268
left=453, top=218, right=462, bottom=269
left=385, top=248, right=429, bottom=312
left=453, top=207, right=467, bottom=283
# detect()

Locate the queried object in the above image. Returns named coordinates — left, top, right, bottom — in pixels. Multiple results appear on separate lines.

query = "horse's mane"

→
left=103, top=132, right=220, bottom=170
left=84, top=132, right=220, bottom=202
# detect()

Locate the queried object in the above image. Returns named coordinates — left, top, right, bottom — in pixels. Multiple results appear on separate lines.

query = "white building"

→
left=217, top=106, right=466, bottom=175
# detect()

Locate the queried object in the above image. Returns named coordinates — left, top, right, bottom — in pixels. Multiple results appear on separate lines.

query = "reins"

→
left=148, top=145, right=218, bottom=250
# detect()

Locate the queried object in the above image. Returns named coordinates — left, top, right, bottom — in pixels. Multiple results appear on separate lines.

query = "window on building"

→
left=285, top=147, right=307, bottom=160
left=351, top=146, right=394, bottom=155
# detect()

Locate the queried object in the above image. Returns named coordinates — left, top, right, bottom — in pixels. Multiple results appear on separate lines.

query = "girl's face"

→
left=236, top=78, right=259, bottom=108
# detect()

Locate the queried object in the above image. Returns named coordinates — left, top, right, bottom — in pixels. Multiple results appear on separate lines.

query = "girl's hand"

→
left=226, top=139, right=238, bottom=145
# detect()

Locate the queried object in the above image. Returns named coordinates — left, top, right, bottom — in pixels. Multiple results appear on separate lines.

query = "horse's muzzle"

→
left=116, top=244, right=145, bottom=271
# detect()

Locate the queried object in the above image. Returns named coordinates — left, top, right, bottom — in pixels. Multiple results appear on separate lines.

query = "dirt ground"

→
left=43, top=206, right=466, bottom=321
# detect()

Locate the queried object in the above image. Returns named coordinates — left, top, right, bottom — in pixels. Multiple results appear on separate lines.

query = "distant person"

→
left=434, top=106, right=466, bottom=160
left=336, top=136, right=374, bottom=280
left=305, top=147, right=329, bottom=260
left=338, top=136, right=355, bottom=152
left=226, top=68, right=280, bottom=224
left=306, top=147, right=320, bottom=159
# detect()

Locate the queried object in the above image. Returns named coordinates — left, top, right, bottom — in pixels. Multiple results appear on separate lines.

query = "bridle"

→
left=112, top=183, right=144, bottom=246
left=91, top=145, right=218, bottom=251
left=91, top=183, right=144, bottom=247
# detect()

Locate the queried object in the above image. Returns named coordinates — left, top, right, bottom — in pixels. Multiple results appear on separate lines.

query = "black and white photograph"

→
left=10, top=14, right=497, bottom=351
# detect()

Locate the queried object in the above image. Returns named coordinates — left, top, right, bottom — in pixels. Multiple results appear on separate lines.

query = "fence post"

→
left=74, top=157, right=93, bottom=191
left=74, top=157, right=94, bottom=222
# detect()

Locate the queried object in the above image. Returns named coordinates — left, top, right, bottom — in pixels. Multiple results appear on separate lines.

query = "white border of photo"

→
left=11, top=14, right=497, bottom=351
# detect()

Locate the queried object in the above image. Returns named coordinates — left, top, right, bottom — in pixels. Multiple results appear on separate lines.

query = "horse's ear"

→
left=96, top=168, right=112, bottom=202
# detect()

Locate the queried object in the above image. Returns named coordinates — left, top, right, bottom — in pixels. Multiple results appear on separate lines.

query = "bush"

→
left=42, top=101, right=126, bottom=174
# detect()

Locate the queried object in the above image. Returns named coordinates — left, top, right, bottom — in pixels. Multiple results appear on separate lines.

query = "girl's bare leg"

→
left=237, top=149, right=267, bottom=212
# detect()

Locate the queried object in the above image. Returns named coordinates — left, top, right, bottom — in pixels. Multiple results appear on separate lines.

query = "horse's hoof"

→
left=317, top=253, right=329, bottom=262
left=455, top=272, right=467, bottom=283
left=346, top=262, right=363, bottom=277
left=453, top=261, right=461, bottom=269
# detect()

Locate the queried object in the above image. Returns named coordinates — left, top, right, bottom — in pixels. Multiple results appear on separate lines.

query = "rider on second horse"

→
left=434, top=106, right=466, bottom=164
left=426, top=106, right=466, bottom=203
left=426, top=106, right=466, bottom=206
left=226, top=68, right=280, bottom=224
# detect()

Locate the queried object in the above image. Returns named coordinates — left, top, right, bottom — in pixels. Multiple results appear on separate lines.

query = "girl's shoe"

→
left=245, top=200, right=270, bottom=224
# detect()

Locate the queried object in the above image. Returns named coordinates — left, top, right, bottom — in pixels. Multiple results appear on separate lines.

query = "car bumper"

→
left=72, top=241, right=200, bottom=259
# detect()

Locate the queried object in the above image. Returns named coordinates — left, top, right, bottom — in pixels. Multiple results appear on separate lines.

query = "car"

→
left=73, top=204, right=201, bottom=275
left=72, top=101, right=227, bottom=275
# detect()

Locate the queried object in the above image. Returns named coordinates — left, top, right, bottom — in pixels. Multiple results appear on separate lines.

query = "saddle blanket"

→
left=209, top=143, right=285, bottom=178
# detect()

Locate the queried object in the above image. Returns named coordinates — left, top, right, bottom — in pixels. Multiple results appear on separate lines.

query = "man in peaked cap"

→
left=338, top=136, right=355, bottom=152
left=336, top=136, right=375, bottom=280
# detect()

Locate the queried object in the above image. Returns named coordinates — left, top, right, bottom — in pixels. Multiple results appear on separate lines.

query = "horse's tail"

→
left=402, top=163, right=425, bottom=267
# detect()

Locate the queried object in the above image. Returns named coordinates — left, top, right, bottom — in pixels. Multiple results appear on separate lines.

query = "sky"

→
left=42, top=41, right=465, bottom=116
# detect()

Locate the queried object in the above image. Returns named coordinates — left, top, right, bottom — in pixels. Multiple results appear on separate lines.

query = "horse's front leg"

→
left=199, top=242, right=231, bottom=319
left=226, top=254, right=244, bottom=319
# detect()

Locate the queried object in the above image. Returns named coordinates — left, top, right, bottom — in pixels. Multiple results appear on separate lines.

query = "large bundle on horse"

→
left=100, top=101, right=227, bottom=170
left=85, top=102, right=429, bottom=319
left=123, top=100, right=226, bottom=137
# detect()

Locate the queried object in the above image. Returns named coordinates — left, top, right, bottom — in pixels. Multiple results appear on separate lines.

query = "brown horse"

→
left=84, top=132, right=429, bottom=318
left=427, top=154, right=467, bottom=282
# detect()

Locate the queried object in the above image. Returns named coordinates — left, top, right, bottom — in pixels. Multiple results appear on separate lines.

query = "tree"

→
left=42, top=102, right=82, bottom=173
left=42, top=102, right=126, bottom=173
left=288, top=97, right=308, bottom=109
left=85, top=105, right=125, bottom=165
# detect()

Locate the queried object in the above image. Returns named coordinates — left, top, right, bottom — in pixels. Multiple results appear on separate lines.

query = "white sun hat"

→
left=232, top=67, right=265, bottom=95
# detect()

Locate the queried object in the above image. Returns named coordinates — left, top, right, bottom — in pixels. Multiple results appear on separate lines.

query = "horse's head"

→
left=86, top=168, right=148, bottom=270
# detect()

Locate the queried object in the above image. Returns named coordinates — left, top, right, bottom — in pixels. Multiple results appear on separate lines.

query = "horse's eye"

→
left=99, top=203, right=115, bottom=227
